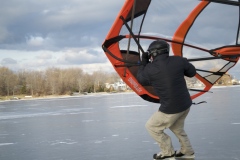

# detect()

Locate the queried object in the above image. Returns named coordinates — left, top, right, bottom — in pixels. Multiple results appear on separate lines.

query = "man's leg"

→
left=169, top=108, right=194, bottom=155
left=145, top=111, right=175, bottom=156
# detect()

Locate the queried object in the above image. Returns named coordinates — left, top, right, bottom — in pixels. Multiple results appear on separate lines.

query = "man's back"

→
left=138, top=54, right=196, bottom=114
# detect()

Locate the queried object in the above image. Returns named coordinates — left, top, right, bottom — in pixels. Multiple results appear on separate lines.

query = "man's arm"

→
left=137, top=65, right=151, bottom=86
left=183, top=58, right=196, bottom=77
left=137, top=52, right=151, bottom=86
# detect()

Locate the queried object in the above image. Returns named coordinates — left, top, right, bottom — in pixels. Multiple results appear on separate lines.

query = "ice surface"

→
left=0, top=88, right=240, bottom=160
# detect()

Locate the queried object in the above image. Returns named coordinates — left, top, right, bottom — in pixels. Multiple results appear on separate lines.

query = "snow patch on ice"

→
left=0, top=143, right=15, bottom=146
left=232, top=123, right=240, bottom=125
left=112, top=135, right=119, bottom=137
left=110, top=105, right=148, bottom=109
left=50, top=139, right=77, bottom=145
left=82, top=120, right=95, bottom=122
left=94, top=140, right=103, bottom=144
left=0, top=108, right=93, bottom=120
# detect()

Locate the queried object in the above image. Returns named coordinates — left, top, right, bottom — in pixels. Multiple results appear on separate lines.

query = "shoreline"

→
left=1, top=85, right=240, bottom=102
left=0, top=91, right=134, bottom=102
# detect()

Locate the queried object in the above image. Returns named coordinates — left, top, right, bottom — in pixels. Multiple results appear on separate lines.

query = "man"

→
left=137, top=40, right=196, bottom=160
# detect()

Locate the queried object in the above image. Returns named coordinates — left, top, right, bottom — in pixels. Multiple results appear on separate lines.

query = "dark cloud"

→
left=1, top=0, right=234, bottom=52
left=0, top=0, right=124, bottom=51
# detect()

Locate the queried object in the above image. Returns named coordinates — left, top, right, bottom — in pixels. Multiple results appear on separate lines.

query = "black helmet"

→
left=147, top=40, right=169, bottom=58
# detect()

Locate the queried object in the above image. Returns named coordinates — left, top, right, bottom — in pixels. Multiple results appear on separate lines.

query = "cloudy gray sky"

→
left=0, top=0, right=124, bottom=73
left=0, top=0, right=240, bottom=79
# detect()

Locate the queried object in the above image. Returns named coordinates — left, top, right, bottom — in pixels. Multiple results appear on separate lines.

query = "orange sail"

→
left=102, top=0, right=240, bottom=103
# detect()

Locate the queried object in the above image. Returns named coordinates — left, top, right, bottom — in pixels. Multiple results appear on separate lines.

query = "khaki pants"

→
left=145, top=108, right=194, bottom=156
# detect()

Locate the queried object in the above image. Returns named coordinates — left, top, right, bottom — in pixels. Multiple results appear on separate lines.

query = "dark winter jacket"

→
left=137, top=54, right=196, bottom=114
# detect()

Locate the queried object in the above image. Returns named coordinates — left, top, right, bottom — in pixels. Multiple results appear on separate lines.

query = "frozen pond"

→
left=0, top=86, right=240, bottom=160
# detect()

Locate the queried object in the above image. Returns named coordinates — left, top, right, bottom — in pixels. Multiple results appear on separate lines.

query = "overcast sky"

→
left=1, top=0, right=240, bottom=79
left=0, top=0, right=124, bottom=73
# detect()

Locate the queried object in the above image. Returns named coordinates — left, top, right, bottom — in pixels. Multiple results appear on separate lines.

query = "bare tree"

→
left=91, top=71, right=109, bottom=92
left=0, top=66, right=126, bottom=97
left=45, top=67, right=61, bottom=95
left=16, top=70, right=28, bottom=95
left=25, top=70, right=45, bottom=96
left=0, top=67, right=17, bottom=96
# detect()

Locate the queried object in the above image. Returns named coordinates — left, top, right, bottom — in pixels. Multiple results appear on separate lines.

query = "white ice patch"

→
left=110, top=105, right=147, bottom=109
left=26, top=104, right=41, bottom=107
left=232, top=123, right=240, bottom=125
left=50, top=139, right=77, bottom=145
left=112, top=135, right=119, bottom=137
left=51, top=142, right=77, bottom=145
left=94, top=140, right=103, bottom=144
left=0, top=143, right=15, bottom=146
left=82, top=120, right=95, bottom=122
left=0, top=108, right=93, bottom=120
left=62, top=108, right=93, bottom=112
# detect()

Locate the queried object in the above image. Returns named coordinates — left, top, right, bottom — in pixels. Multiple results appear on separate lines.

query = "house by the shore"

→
left=105, top=79, right=130, bottom=91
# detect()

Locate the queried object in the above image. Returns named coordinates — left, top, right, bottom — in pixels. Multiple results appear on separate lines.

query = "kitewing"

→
left=102, top=0, right=240, bottom=103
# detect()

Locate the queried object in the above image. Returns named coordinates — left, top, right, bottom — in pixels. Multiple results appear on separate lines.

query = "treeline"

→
left=0, top=67, right=120, bottom=97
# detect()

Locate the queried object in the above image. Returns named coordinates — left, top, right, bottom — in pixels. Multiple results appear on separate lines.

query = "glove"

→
left=141, top=52, right=149, bottom=66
